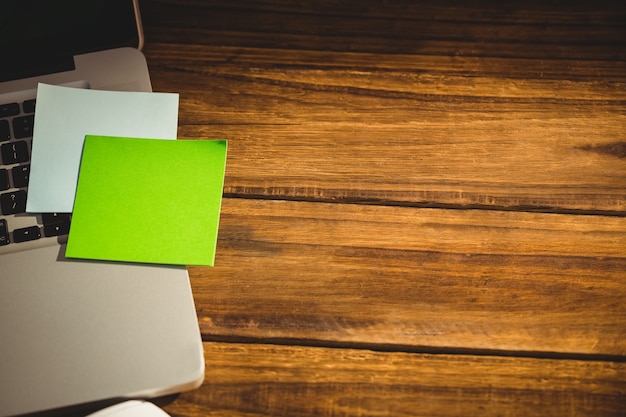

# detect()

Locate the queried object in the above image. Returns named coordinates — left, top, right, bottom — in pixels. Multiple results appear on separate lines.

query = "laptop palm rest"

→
left=0, top=245, right=204, bottom=417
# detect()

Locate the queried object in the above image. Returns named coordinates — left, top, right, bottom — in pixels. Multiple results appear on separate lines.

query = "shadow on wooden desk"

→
left=138, top=1, right=626, bottom=416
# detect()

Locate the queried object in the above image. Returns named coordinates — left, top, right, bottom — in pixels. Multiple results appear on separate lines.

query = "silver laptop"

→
left=0, top=1, right=204, bottom=416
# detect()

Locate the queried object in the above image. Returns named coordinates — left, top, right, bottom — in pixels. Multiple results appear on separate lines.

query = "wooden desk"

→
left=140, top=1, right=626, bottom=415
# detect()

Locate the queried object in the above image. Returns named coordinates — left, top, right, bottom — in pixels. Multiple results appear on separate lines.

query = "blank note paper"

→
left=66, top=136, right=228, bottom=266
left=26, top=83, right=179, bottom=213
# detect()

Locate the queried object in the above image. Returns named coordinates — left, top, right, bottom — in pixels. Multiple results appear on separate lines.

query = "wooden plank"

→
left=160, top=342, right=626, bottom=417
left=141, top=1, right=626, bottom=59
left=141, top=0, right=626, bottom=214
left=189, top=198, right=626, bottom=357
left=142, top=43, right=626, bottom=213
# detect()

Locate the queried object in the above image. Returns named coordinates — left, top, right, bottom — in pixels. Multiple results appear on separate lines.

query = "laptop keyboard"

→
left=0, top=93, right=71, bottom=254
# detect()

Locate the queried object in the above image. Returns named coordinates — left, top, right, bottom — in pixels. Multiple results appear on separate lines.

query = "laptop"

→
left=0, top=1, right=204, bottom=416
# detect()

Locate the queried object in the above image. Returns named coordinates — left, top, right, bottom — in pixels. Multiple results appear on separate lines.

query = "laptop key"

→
left=1, top=140, right=29, bottom=164
left=0, top=190, right=27, bottom=215
left=43, top=212, right=72, bottom=237
left=11, top=164, right=30, bottom=188
left=22, top=99, right=36, bottom=114
left=0, top=120, right=10, bottom=142
left=12, top=115, right=35, bottom=139
left=44, top=221, right=71, bottom=237
left=13, top=225, right=41, bottom=243
left=42, top=212, right=71, bottom=224
left=0, top=102, right=20, bottom=118
left=0, top=219, right=9, bottom=245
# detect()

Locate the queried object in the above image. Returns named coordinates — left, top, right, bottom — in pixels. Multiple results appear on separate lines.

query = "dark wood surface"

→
left=139, top=1, right=626, bottom=415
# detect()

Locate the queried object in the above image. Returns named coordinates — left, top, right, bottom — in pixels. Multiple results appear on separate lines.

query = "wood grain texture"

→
left=160, top=342, right=626, bottom=417
left=141, top=0, right=626, bottom=214
left=141, top=0, right=626, bottom=59
left=135, top=1, right=626, bottom=416
left=190, top=198, right=626, bottom=357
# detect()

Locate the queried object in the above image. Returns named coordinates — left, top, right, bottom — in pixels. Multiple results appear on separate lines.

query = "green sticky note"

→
left=66, top=135, right=227, bottom=266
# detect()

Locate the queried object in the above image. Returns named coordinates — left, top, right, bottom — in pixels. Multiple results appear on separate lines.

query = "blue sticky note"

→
left=27, top=83, right=179, bottom=213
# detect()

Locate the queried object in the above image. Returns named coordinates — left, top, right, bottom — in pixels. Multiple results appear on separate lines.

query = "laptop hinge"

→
left=1, top=55, right=76, bottom=83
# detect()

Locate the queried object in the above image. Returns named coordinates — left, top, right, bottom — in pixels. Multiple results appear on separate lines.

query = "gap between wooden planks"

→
left=160, top=341, right=626, bottom=417
left=188, top=198, right=626, bottom=357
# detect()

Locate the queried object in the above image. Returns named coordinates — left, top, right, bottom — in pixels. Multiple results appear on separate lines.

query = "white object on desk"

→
left=86, top=401, right=171, bottom=417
